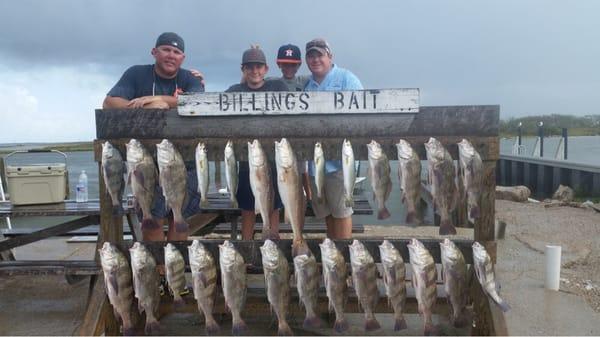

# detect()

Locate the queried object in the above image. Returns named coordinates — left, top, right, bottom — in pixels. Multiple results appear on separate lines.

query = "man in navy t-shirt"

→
left=103, top=32, right=205, bottom=245
left=103, top=32, right=204, bottom=109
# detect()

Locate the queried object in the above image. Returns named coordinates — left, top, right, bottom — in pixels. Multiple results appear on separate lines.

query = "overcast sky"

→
left=1, top=0, right=599, bottom=143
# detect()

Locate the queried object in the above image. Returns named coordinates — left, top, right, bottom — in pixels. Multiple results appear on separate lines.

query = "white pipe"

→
left=545, top=245, right=562, bottom=290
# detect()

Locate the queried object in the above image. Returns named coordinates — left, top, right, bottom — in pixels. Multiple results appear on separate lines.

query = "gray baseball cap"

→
left=306, top=38, right=332, bottom=55
left=242, top=47, right=267, bottom=65
left=155, top=32, right=185, bottom=52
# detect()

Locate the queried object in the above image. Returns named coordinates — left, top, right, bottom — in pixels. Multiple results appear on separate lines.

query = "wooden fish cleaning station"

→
left=83, top=88, right=503, bottom=335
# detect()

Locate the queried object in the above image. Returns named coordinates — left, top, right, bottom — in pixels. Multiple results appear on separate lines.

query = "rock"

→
left=495, top=185, right=531, bottom=202
left=552, top=184, right=575, bottom=202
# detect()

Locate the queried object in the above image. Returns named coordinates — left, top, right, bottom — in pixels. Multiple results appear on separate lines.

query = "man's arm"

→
left=102, top=95, right=172, bottom=109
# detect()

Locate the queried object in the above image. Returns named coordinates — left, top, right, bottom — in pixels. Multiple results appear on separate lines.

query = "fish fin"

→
left=107, top=270, right=119, bottom=296
left=231, top=319, right=247, bottom=335
left=385, top=266, right=396, bottom=285
left=141, top=218, right=161, bottom=230
left=453, top=309, right=471, bottom=328
left=439, top=219, right=457, bottom=235
left=173, top=295, right=185, bottom=310
left=334, top=318, right=349, bottom=333
left=231, top=198, right=239, bottom=209
left=278, top=321, right=293, bottom=335
left=200, top=199, right=210, bottom=208
left=494, top=297, right=511, bottom=312
left=122, top=327, right=136, bottom=336
left=394, top=317, right=408, bottom=331
left=303, top=314, right=322, bottom=329
left=365, top=317, right=381, bottom=331
left=372, top=191, right=376, bottom=201
left=378, top=206, right=391, bottom=220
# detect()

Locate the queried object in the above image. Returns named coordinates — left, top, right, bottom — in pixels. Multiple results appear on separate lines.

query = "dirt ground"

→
left=495, top=199, right=600, bottom=313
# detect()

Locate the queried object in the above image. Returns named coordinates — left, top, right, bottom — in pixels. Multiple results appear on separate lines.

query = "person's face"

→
left=152, top=45, right=185, bottom=77
left=242, top=63, right=268, bottom=87
left=306, top=50, right=332, bottom=78
left=277, top=62, right=301, bottom=79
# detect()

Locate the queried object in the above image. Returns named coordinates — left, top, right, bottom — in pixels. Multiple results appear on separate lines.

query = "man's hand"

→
left=190, top=69, right=205, bottom=87
left=127, top=96, right=169, bottom=109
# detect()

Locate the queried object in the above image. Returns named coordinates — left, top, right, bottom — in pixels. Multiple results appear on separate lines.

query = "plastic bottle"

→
left=76, top=170, right=88, bottom=203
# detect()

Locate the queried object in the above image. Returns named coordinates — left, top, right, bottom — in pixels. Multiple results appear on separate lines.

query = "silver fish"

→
left=188, top=240, right=220, bottom=335
left=126, top=139, right=159, bottom=231
left=195, top=142, right=210, bottom=208
left=99, top=242, right=135, bottom=336
left=458, top=139, right=483, bottom=221
left=129, top=242, right=160, bottom=335
left=248, top=139, right=275, bottom=240
left=293, top=242, right=322, bottom=329
left=378, top=240, right=407, bottom=331
left=472, top=242, right=510, bottom=312
left=408, top=238, right=438, bottom=336
left=342, top=139, right=356, bottom=207
left=349, top=240, right=381, bottom=331
left=219, top=240, right=247, bottom=335
left=164, top=243, right=187, bottom=307
left=440, top=238, right=469, bottom=327
left=102, top=141, right=125, bottom=215
left=224, top=140, right=239, bottom=208
left=275, top=138, right=307, bottom=256
left=260, top=240, right=293, bottom=335
left=396, top=139, right=422, bottom=224
left=319, top=238, right=349, bottom=333
left=367, top=140, right=392, bottom=220
left=425, top=137, right=457, bottom=235
left=313, top=142, right=326, bottom=203
left=156, top=139, right=188, bottom=236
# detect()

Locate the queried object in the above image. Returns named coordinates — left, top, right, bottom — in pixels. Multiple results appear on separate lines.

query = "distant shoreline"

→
left=0, top=141, right=93, bottom=154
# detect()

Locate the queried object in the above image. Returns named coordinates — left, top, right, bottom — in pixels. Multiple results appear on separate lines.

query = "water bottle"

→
left=76, top=170, right=88, bottom=203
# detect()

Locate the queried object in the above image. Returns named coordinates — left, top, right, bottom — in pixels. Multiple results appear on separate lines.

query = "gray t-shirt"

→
left=266, top=75, right=310, bottom=91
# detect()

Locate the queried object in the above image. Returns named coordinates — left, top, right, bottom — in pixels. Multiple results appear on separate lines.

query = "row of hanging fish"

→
left=102, top=137, right=483, bottom=235
left=99, top=238, right=508, bottom=336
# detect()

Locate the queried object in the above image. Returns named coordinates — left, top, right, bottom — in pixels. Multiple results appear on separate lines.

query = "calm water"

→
left=2, top=135, right=599, bottom=230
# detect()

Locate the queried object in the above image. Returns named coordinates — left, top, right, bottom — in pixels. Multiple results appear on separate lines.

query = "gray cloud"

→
left=1, top=0, right=600, bottom=116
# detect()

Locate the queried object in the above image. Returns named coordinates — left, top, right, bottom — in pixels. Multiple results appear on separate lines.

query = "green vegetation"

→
left=500, top=114, right=600, bottom=137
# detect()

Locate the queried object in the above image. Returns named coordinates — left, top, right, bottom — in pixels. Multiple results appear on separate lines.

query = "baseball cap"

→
left=242, top=46, right=267, bottom=65
left=276, top=44, right=301, bottom=64
left=305, top=38, right=331, bottom=56
left=155, top=32, right=185, bottom=52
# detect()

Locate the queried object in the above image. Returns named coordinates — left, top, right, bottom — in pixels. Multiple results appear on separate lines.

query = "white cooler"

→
left=4, top=150, right=69, bottom=205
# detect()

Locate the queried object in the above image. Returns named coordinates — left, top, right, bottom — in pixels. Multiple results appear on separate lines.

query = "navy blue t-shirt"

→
left=107, top=64, right=204, bottom=99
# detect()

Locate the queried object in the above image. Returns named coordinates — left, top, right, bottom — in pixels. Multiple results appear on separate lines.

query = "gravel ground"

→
left=495, top=199, right=600, bottom=313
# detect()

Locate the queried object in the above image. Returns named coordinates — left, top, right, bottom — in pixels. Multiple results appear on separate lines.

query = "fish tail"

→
left=452, top=309, right=471, bottom=328
left=406, top=210, right=417, bottom=224
left=112, top=203, right=124, bottom=216
left=364, top=317, right=381, bottom=331
left=303, top=314, right=322, bottom=329
left=439, top=219, right=457, bottom=235
left=292, top=239, right=310, bottom=257
left=345, top=196, right=354, bottom=207
left=144, top=320, right=161, bottom=336
left=333, top=317, right=349, bottom=333
left=423, top=323, right=438, bottom=336
left=378, top=206, right=391, bottom=220
left=277, top=320, right=293, bottom=336
left=205, top=316, right=221, bottom=335
left=231, top=318, right=247, bottom=336
left=394, top=316, right=408, bottom=331
left=495, top=297, right=511, bottom=312
left=173, top=295, right=185, bottom=309
left=200, top=199, right=210, bottom=208
left=469, top=204, right=481, bottom=219
left=174, top=220, right=189, bottom=234
left=122, top=327, right=136, bottom=336
left=141, top=218, right=161, bottom=230
left=231, top=198, right=239, bottom=209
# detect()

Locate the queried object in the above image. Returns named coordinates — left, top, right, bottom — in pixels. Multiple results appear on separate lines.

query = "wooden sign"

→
left=178, top=88, right=419, bottom=116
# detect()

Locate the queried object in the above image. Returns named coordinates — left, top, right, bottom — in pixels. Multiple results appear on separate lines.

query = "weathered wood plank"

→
left=178, top=89, right=420, bottom=116
left=93, top=136, right=499, bottom=162
left=0, top=260, right=99, bottom=276
left=74, top=276, right=118, bottom=336
left=0, top=215, right=97, bottom=251
left=116, top=238, right=474, bottom=268
left=210, top=222, right=365, bottom=234
left=96, top=105, right=499, bottom=140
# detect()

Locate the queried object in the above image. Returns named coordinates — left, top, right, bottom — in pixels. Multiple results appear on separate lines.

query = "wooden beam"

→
left=0, top=260, right=99, bottom=276
left=116, top=238, right=474, bottom=268
left=0, top=215, right=97, bottom=251
left=74, top=276, right=119, bottom=336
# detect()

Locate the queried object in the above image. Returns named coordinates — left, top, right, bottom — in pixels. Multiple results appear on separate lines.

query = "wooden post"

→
left=472, top=159, right=497, bottom=335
